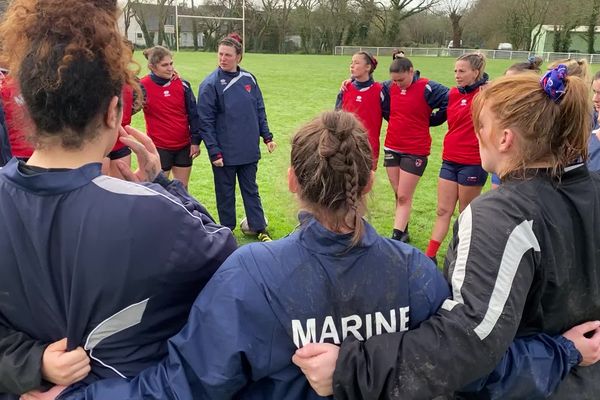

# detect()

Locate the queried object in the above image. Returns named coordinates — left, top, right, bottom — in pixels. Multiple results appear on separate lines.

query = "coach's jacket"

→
left=0, top=159, right=236, bottom=397
left=197, top=67, right=272, bottom=166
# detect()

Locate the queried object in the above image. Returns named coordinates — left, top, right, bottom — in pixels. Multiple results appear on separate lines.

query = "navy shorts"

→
left=439, top=160, right=488, bottom=186
left=157, top=145, right=192, bottom=171
left=107, top=146, right=131, bottom=161
left=383, top=149, right=428, bottom=176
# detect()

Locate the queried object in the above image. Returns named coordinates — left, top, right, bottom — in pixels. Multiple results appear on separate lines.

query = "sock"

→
left=392, top=229, right=404, bottom=240
left=425, top=240, right=441, bottom=257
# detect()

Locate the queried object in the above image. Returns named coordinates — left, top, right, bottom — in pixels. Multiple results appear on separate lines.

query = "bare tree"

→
left=130, top=0, right=155, bottom=47
left=122, top=0, right=135, bottom=37
left=439, top=0, right=470, bottom=47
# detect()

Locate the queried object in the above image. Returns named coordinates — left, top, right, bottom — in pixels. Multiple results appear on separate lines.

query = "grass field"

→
left=129, top=53, right=593, bottom=253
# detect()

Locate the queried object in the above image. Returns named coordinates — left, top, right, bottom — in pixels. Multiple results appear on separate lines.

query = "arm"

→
left=253, top=76, right=273, bottom=144
left=426, top=80, right=449, bottom=127
left=0, top=324, right=46, bottom=394
left=333, top=199, right=539, bottom=399
left=182, top=80, right=201, bottom=146
left=197, top=79, right=223, bottom=161
left=381, top=81, right=391, bottom=121
left=59, top=252, right=276, bottom=400
left=335, top=90, right=344, bottom=110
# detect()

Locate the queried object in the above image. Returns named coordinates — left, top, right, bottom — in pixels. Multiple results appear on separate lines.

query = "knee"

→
left=396, top=194, right=411, bottom=205
left=436, top=205, right=454, bottom=218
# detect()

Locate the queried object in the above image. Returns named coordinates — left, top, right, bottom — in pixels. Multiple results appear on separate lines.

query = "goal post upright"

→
left=175, top=0, right=246, bottom=53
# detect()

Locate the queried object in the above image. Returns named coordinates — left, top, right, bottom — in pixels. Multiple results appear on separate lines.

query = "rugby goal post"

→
left=174, top=1, right=246, bottom=53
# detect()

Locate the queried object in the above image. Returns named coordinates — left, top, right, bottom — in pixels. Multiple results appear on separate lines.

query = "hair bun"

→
left=228, top=33, right=243, bottom=46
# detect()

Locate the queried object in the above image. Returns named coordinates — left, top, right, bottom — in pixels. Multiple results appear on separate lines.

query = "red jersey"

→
left=341, top=82, right=383, bottom=169
left=0, top=78, right=33, bottom=159
left=140, top=75, right=190, bottom=150
left=442, top=87, right=481, bottom=165
left=385, top=78, right=432, bottom=156
left=112, top=84, right=135, bottom=153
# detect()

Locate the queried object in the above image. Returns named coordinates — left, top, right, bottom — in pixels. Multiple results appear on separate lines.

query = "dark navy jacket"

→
left=0, top=102, right=12, bottom=166
left=0, top=159, right=236, bottom=396
left=61, top=214, right=449, bottom=399
left=588, top=110, right=600, bottom=172
left=198, top=67, right=273, bottom=166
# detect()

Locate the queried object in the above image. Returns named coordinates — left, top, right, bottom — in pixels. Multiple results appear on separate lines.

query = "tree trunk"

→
left=450, top=12, right=463, bottom=48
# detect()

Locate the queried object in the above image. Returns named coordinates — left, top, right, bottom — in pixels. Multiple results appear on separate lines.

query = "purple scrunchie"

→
left=540, top=64, right=567, bottom=103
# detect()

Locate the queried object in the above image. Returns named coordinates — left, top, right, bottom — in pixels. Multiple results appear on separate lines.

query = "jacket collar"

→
left=296, top=211, right=378, bottom=255
left=0, top=158, right=102, bottom=195
left=458, top=72, right=489, bottom=94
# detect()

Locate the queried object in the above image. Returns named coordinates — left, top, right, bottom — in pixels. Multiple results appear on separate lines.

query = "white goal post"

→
left=175, top=1, right=246, bottom=53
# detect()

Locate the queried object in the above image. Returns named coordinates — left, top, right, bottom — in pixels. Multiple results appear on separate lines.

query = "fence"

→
left=334, top=46, right=600, bottom=64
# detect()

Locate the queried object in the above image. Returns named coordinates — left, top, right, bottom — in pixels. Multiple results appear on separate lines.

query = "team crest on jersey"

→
left=460, top=99, right=468, bottom=106
left=244, top=84, right=252, bottom=93
left=356, top=95, right=362, bottom=103
left=163, top=90, right=171, bottom=97
left=401, top=89, right=407, bottom=95
left=220, top=79, right=227, bottom=85
left=415, top=159, right=423, bottom=167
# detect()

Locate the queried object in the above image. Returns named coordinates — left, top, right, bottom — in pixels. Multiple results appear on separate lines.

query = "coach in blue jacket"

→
left=198, top=33, right=276, bottom=242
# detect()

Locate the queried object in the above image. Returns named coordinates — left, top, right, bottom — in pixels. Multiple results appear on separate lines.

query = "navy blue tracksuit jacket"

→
left=197, top=67, right=272, bottom=165
left=0, top=159, right=236, bottom=397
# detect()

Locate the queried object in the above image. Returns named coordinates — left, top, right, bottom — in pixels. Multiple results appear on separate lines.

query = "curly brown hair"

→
left=0, top=0, right=140, bottom=149
left=291, top=111, right=372, bottom=247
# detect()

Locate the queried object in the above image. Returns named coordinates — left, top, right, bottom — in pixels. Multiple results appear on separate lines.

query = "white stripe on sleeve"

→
left=473, top=220, right=540, bottom=340
left=451, top=205, right=473, bottom=303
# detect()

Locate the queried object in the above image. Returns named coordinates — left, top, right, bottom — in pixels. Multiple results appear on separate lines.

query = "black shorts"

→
left=157, top=145, right=192, bottom=171
left=107, top=146, right=131, bottom=161
left=383, top=149, right=428, bottom=176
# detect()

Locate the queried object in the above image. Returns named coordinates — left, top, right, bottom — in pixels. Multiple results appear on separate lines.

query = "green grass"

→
left=129, top=53, right=586, bottom=252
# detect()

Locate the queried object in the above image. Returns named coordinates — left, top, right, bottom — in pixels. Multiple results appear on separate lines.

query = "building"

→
left=118, top=2, right=204, bottom=49
left=532, top=25, right=600, bottom=54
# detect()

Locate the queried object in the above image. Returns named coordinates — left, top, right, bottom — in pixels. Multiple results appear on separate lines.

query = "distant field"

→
left=129, top=53, right=594, bottom=253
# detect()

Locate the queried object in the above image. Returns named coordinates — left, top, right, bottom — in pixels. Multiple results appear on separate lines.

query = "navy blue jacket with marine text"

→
left=197, top=67, right=273, bottom=166
left=0, top=159, right=236, bottom=398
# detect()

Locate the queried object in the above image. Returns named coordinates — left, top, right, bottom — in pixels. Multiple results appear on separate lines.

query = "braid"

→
left=292, top=111, right=372, bottom=247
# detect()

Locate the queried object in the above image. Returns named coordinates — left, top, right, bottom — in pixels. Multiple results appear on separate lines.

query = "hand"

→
left=266, top=141, right=277, bottom=153
left=563, top=321, right=600, bottom=366
left=117, top=125, right=162, bottom=182
left=292, top=343, right=339, bottom=396
left=340, top=79, right=352, bottom=91
left=212, top=158, right=224, bottom=167
left=20, top=385, right=66, bottom=400
left=41, top=338, right=90, bottom=385
left=190, top=144, right=200, bottom=159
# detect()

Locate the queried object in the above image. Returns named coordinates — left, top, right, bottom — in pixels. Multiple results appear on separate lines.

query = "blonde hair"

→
left=548, top=58, right=590, bottom=83
left=457, top=52, right=486, bottom=81
left=472, top=73, right=590, bottom=178
left=291, top=111, right=372, bottom=246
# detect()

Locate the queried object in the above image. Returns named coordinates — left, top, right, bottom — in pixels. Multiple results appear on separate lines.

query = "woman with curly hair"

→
left=0, top=0, right=235, bottom=398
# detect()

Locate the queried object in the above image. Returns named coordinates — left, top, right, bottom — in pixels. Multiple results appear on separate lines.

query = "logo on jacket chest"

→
left=460, top=98, right=468, bottom=106
left=163, top=90, right=171, bottom=97
left=291, top=307, right=410, bottom=348
left=220, top=79, right=227, bottom=86
left=401, top=89, right=407, bottom=95
left=355, top=95, right=362, bottom=103
left=244, top=84, right=252, bottom=93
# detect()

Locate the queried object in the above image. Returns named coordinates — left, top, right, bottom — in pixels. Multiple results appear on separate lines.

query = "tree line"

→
left=122, top=0, right=600, bottom=53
